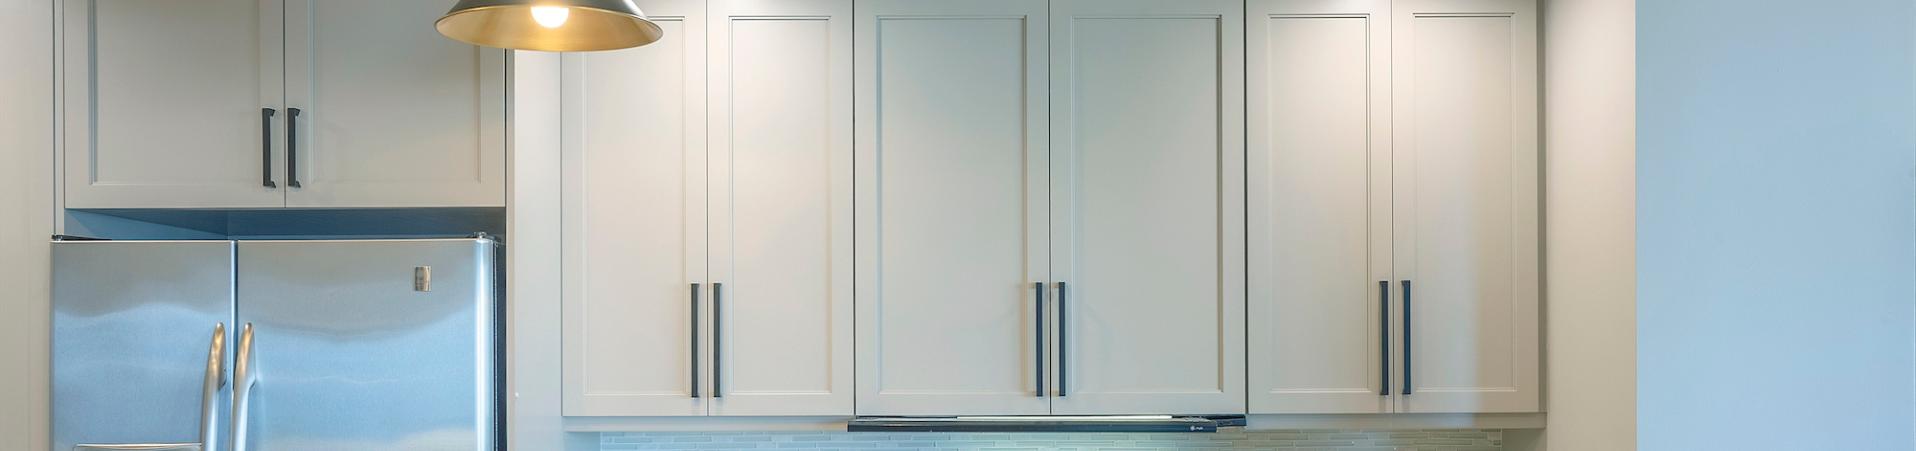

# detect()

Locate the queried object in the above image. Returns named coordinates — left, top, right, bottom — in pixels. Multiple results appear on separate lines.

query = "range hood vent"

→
left=847, top=415, right=1245, bottom=433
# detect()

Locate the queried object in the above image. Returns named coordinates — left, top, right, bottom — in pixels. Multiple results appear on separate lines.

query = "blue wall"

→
left=1639, top=0, right=1916, bottom=448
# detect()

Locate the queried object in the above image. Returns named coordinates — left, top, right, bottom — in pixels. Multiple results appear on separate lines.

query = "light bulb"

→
left=531, top=6, right=569, bottom=28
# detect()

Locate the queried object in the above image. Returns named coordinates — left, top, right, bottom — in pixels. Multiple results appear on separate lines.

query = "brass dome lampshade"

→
left=436, top=0, right=664, bottom=52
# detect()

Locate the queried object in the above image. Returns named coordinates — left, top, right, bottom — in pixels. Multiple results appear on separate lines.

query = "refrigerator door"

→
left=233, top=239, right=498, bottom=451
left=54, top=241, right=236, bottom=451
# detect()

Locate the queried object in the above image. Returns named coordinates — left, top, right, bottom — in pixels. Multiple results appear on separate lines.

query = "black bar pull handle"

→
left=690, top=283, right=701, bottom=398
left=261, top=108, right=276, bottom=188
left=1401, top=280, right=1412, bottom=395
left=1057, top=281, right=1068, bottom=397
left=1035, top=282, right=1046, bottom=397
left=1380, top=281, right=1390, bottom=396
left=285, top=107, right=302, bottom=188
left=713, top=282, right=723, bottom=398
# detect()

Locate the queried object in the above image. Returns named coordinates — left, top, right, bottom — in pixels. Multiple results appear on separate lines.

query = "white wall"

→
left=0, top=0, right=55, bottom=450
left=1638, top=0, right=1916, bottom=449
left=1541, top=0, right=1635, bottom=450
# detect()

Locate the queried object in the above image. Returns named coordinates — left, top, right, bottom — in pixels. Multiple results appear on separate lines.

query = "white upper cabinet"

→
left=562, top=0, right=708, bottom=417
left=62, top=0, right=506, bottom=209
left=282, top=0, right=506, bottom=207
left=1044, top=0, right=1246, bottom=415
left=1391, top=0, right=1539, bottom=414
left=707, top=0, right=855, bottom=416
left=555, top=0, right=1540, bottom=420
left=1247, top=0, right=1394, bottom=415
left=62, top=0, right=286, bottom=208
left=1248, top=0, right=1538, bottom=416
left=564, top=0, right=855, bottom=418
left=853, top=0, right=1053, bottom=416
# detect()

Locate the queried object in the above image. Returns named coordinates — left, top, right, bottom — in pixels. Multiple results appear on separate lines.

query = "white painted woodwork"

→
left=283, top=0, right=506, bottom=207
left=1044, top=0, right=1246, bottom=415
left=707, top=0, right=855, bottom=416
left=1246, top=0, right=1394, bottom=415
left=62, top=0, right=286, bottom=208
left=853, top=0, right=1053, bottom=416
left=505, top=49, right=568, bottom=450
left=1391, top=0, right=1539, bottom=413
left=561, top=0, right=708, bottom=416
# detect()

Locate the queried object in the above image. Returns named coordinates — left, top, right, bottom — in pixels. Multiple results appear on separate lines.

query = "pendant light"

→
left=437, top=0, right=664, bottom=52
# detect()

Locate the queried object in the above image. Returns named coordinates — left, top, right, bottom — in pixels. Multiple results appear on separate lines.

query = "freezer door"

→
left=54, top=241, right=236, bottom=451
left=233, top=239, right=498, bottom=451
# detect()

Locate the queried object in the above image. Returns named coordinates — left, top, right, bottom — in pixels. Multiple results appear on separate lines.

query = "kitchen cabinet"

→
left=705, top=0, right=855, bottom=416
left=61, top=0, right=286, bottom=208
left=62, top=0, right=505, bottom=209
left=853, top=0, right=1245, bottom=416
left=1246, top=0, right=1539, bottom=415
left=562, top=0, right=854, bottom=417
left=280, top=0, right=506, bottom=207
left=1246, top=0, right=1394, bottom=415
left=852, top=0, right=1053, bottom=417
left=550, top=0, right=1535, bottom=420
left=560, top=0, right=706, bottom=417
left=1390, top=0, right=1539, bottom=413
left=1044, top=0, right=1246, bottom=415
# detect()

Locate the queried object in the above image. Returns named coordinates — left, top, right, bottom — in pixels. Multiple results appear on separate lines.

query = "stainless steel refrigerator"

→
left=53, top=239, right=503, bottom=451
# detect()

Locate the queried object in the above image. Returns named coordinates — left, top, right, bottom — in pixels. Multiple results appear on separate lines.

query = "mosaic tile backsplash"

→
left=599, top=430, right=1502, bottom=451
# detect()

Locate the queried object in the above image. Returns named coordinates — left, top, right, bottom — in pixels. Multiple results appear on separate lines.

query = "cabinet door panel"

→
left=1045, top=0, right=1245, bottom=416
left=562, top=1, right=708, bottom=416
left=1246, top=0, right=1393, bottom=415
left=283, top=0, right=505, bottom=207
left=708, top=0, right=855, bottom=417
left=854, top=0, right=1052, bottom=416
left=1391, top=0, right=1539, bottom=413
left=63, top=0, right=286, bottom=208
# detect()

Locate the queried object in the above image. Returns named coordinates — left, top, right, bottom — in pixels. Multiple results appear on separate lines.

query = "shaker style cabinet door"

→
left=282, top=0, right=506, bottom=207
left=561, top=0, right=710, bottom=417
left=62, top=0, right=288, bottom=208
left=1390, top=0, right=1540, bottom=414
left=706, top=0, right=856, bottom=417
left=1246, top=0, right=1394, bottom=415
left=853, top=0, right=1054, bottom=416
left=1044, top=0, right=1246, bottom=416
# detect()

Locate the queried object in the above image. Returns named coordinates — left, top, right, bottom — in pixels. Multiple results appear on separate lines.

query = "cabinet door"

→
left=707, top=0, right=855, bottom=416
left=1246, top=0, right=1393, bottom=414
left=1391, top=0, right=1539, bottom=413
left=62, top=0, right=287, bottom=208
left=282, top=0, right=506, bottom=207
left=561, top=0, right=709, bottom=416
left=854, top=0, right=1053, bottom=416
left=1045, top=0, right=1246, bottom=415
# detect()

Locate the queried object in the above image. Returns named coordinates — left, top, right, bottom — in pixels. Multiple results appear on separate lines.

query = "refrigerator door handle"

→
left=200, top=323, right=225, bottom=447
left=232, top=324, right=256, bottom=451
